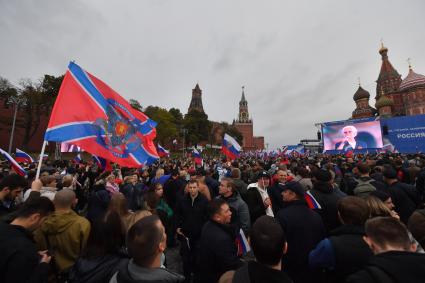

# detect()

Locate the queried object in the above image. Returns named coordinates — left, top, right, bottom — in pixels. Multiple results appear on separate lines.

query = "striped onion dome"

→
left=399, top=69, right=425, bottom=91
left=375, top=95, right=394, bottom=109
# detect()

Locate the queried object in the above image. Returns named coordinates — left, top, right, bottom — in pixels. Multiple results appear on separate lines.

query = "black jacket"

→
left=269, top=183, right=285, bottom=215
left=86, top=184, right=111, bottom=223
left=0, top=223, right=49, bottom=283
left=232, top=261, right=293, bottom=283
left=163, top=177, right=183, bottom=211
left=120, top=183, right=145, bottom=211
left=385, top=181, right=419, bottom=224
left=310, top=182, right=344, bottom=233
left=346, top=251, right=425, bottom=283
left=175, top=193, right=208, bottom=240
left=244, top=185, right=269, bottom=224
left=277, top=200, right=325, bottom=283
left=328, top=225, right=373, bottom=282
left=198, top=220, right=243, bottom=283
left=69, top=253, right=128, bottom=283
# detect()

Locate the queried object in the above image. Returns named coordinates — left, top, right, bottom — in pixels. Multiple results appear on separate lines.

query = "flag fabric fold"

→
left=0, top=148, right=27, bottom=176
left=222, top=133, right=241, bottom=160
left=192, top=148, right=203, bottom=165
left=44, top=62, right=159, bottom=167
left=92, top=155, right=112, bottom=171
left=73, top=154, right=82, bottom=163
left=15, top=148, right=34, bottom=163
left=157, top=144, right=170, bottom=157
left=235, top=229, right=251, bottom=256
left=305, top=190, right=321, bottom=209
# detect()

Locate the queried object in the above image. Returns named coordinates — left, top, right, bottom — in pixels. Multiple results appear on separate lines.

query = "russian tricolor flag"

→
left=192, top=148, right=203, bottom=165
left=235, top=228, right=251, bottom=256
left=15, top=148, right=34, bottom=163
left=92, top=154, right=112, bottom=171
left=0, top=148, right=27, bottom=176
left=222, top=133, right=241, bottom=160
left=73, top=154, right=82, bottom=163
left=157, top=144, right=170, bottom=157
left=305, top=190, right=321, bottom=209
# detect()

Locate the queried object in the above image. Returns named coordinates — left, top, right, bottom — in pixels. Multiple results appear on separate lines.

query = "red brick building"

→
left=352, top=44, right=425, bottom=118
left=0, top=96, right=49, bottom=153
left=233, top=87, right=264, bottom=150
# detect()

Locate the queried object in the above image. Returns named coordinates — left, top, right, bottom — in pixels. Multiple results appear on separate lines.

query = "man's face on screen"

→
left=343, top=127, right=356, bottom=139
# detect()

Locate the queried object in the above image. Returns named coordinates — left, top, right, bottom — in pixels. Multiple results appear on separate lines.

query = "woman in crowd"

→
left=69, top=212, right=128, bottom=283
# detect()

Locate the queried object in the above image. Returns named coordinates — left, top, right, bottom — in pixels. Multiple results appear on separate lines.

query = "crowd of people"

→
left=1, top=152, right=425, bottom=283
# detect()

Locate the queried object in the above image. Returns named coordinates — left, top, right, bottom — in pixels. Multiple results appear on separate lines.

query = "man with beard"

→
left=0, top=174, right=28, bottom=217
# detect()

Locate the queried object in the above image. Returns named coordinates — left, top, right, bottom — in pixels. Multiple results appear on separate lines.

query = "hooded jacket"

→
left=346, top=251, right=425, bottom=283
left=109, top=259, right=185, bottom=283
left=34, top=210, right=91, bottom=272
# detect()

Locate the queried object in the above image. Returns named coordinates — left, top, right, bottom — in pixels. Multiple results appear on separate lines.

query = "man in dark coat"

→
left=382, top=166, right=420, bottom=224
left=0, top=174, right=28, bottom=217
left=269, top=170, right=287, bottom=215
left=175, top=180, right=208, bottom=282
left=309, top=196, right=373, bottom=283
left=346, top=217, right=425, bottom=283
left=244, top=171, right=274, bottom=224
left=219, top=216, right=293, bottom=283
left=277, top=181, right=325, bottom=283
left=0, top=197, right=55, bottom=283
left=198, top=199, right=243, bottom=283
left=310, top=169, right=345, bottom=233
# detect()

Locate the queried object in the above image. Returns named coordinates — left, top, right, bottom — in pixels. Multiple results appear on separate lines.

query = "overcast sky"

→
left=1, top=0, right=425, bottom=149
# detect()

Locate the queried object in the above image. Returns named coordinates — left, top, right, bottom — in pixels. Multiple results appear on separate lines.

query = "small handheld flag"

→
left=235, top=229, right=251, bottom=256
left=15, top=148, right=34, bottom=163
left=157, top=144, right=170, bottom=157
left=222, top=133, right=241, bottom=160
left=0, top=148, right=27, bottom=176
left=92, top=154, right=112, bottom=171
left=305, top=190, right=321, bottom=209
left=192, top=148, right=203, bottom=165
left=73, top=154, right=82, bottom=163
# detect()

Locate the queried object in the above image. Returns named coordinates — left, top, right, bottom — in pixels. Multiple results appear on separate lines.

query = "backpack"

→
left=353, top=179, right=376, bottom=198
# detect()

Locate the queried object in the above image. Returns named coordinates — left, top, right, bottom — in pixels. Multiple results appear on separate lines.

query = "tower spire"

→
left=407, top=58, right=413, bottom=71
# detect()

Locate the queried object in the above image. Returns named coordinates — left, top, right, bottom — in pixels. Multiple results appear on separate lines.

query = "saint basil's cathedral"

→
left=352, top=43, right=425, bottom=119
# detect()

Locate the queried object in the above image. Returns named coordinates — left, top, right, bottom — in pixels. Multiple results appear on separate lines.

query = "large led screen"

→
left=323, top=121, right=383, bottom=151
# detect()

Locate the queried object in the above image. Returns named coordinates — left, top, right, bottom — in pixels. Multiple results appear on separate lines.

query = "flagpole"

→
left=35, top=140, right=48, bottom=179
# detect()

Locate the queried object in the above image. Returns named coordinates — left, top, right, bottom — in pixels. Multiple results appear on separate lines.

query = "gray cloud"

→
left=1, top=0, right=425, bottom=149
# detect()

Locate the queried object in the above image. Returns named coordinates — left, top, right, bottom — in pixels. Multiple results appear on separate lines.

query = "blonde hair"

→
left=366, top=195, right=392, bottom=218
left=155, top=168, right=164, bottom=179
left=106, top=193, right=129, bottom=218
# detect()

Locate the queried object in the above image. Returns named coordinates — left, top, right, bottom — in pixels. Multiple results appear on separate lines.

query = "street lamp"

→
left=7, top=95, right=27, bottom=154
left=180, top=128, right=188, bottom=157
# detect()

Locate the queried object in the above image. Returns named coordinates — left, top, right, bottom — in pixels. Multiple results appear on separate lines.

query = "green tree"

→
left=144, top=106, right=178, bottom=145
left=169, top=107, right=183, bottom=125
left=183, top=110, right=211, bottom=145
left=129, top=99, right=143, bottom=112
left=18, top=74, right=64, bottom=149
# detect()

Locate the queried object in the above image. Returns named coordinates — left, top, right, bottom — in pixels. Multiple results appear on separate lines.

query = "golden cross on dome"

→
left=357, top=77, right=361, bottom=86
left=380, top=38, right=384, bottom=48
